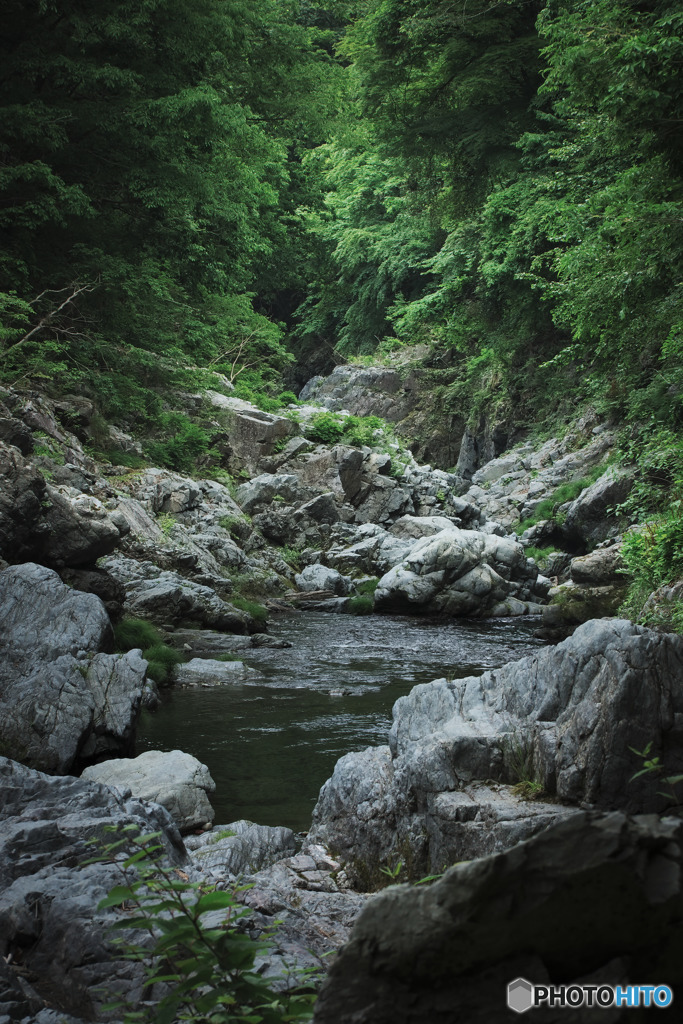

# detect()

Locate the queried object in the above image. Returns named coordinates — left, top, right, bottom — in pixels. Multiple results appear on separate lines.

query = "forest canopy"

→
left=0, top=0, right=681, bottom=430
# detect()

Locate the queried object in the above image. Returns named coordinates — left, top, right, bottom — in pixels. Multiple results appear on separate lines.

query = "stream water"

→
left=136, top=611, right=547, bottom=832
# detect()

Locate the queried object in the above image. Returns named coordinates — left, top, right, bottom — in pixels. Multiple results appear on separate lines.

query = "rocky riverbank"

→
left=1, top=366, right=681, bottom=1022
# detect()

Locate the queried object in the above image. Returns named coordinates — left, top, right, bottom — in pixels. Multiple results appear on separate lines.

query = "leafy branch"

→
left=86, top=825, right=315, bottom=1024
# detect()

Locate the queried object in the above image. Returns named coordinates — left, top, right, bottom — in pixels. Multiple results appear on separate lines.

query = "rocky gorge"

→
left=1, top=366, right=683, bottom=1023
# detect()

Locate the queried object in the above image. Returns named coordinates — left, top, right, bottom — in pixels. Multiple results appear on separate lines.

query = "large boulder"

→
left=295, top=564, right=352, bottom=596
left=207, top=392, right=299, bottom=473
left=81, top=749, right=216, bottom=833
left=562, top=466, right=634, bottom=547
left=310, top=619, right=683, bottom=882
left=313, top=811, right=683, bottom=1024
left=101, top=555, right=254, bottom=631
left=0, top=757, right=187, bottom=1022
left=373, top=526, right=543, bottom=617
left=0, top=563, right=146, bottom=772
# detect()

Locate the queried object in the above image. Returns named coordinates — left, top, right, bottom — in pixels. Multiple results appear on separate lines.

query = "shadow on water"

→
left=137, top=611, right=547, bottom=832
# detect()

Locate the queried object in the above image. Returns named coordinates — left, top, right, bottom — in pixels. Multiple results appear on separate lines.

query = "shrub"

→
left=356, top=577, right=379, bottom=595
left=231, top=596, right=268, bottom=624
left=114, top=618, right=185, bottom=685
left=307, top=411, right=345, bottom=444
left=142, top=643, right=185, bottom=685
left=144, top=413, right=215, bottom=473
left=89, top=826, right=316, bottom=1023
left=348, top=594, right=374, bottom=615
left=114, top=618, right=161, bottom=652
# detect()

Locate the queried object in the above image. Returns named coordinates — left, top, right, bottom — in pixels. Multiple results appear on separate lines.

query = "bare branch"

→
left=6, top=281, right=98, bottom=352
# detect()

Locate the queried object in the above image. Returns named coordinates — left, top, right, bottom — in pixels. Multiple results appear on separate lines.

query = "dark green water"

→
left=137, top=612, right=546, bottom=832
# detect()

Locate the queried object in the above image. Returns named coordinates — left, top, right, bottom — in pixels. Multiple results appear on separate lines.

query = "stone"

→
left=0, top=757, right=186, bottom=1021
left=562, top=467, right=634, bottom=547
left=236, top=473, right=314, bottom=515
left=207, top=393, right=299, bottom=473
left=38, top=486, right=121, bottom=567
left=295, top=564, right=352, bottom=596
left=313, top=811, right=683, bottom=1024
left=570, top=544, right=624, bottom=585
left=187, top=819, right=297, bottom=877
left=81, top=749, right=216, bottom=833
left=310, top=619, right=683, bottom=882
left=373, top=527, right=539, bottom=618
left=0, top=563, right=146, bottom=772
left=174, top=658, right=260, bottom=686
left=0, top=440, right=48, bottom=564
left=101, top=555, right=253, bottom=631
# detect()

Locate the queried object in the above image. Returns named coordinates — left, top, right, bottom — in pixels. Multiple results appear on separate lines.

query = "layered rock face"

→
left=310, top=620, right=683, bottom=882
left=313, top=811, right=683, bottom=1024
left=0, top=757, right=187, bottom=1022
left=0, top=563, right=146, bottom=772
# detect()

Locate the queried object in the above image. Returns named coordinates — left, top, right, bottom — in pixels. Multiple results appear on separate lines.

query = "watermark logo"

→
left=507, top=978, right=673, bottom=1013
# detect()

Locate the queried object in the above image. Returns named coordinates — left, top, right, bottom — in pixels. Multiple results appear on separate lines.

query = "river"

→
left=136, top=611, right=546, bottom=832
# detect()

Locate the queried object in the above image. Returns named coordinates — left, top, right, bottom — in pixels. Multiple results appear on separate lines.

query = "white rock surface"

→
left=82, top=749, right=216, bottom=833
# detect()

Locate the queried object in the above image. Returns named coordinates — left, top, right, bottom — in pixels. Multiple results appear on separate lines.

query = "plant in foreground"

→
left=87, top=826, right=315, bottom=1023
left=629, top=742, right=683, bottom=809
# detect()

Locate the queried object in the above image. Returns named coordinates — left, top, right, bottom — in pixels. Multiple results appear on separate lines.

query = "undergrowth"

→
left=87, top=826, right=316, bottom=1023
left=114, top=618, right=184, bottom=685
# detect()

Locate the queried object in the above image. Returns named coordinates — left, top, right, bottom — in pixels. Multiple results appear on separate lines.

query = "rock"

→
left=59, top=566, right=127, bottom=620
left=207, top=393, right=299, bottom=473
left=40, top=486, right=121, bottom=566
left=187, top=819, right=296, bottom=877
left=313, top=811, right=683, bottom=1024
left=174, top=658, right=260, bottom=686
left=562, top=467, right=634, bottom=547
left=250, top=633, right=293, bottom=649
left=310, top=619, right=683, bottom=883
left=388, top=514, right=457, bottom=540
left=0, top=757, right=186, bottom=1021
left=0, top=563, right=146, bottom=772
left=373, top=527, right=540, bottom=618
left=240, top=843, right=368, bottom=984
left=295, top=564, right=352, bottom=596
left=570, top=544, right=624, bottom=586
left=164, top=629, right=254, bottom=657
left=0, top=414, right=33, bottom=454
left=81, top=749, right=216, bottom=833
left=236, top=473, right=314, bottom=515
left=0, top=440, right=48, bottom=564
left=101, top=555, right=254, bottom=631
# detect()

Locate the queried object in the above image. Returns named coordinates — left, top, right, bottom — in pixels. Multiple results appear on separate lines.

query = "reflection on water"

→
left=137, top=611, right=546, bottom=831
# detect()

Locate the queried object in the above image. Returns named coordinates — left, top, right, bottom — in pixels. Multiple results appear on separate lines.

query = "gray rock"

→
left=41, top=486, right=121, bottom=566
left=562, top=467, right=634, bottom=547
left=0, top=757, right=186, bottom=1021
left=174, top=657, right=260, bottom=686
left=236, top=473, right=314, bottom=514
left=187, top=819, right=296, bottom=877
left=101, top=555, right=253, bottom=631
left=295, top=564, right=352, bottom=596
left=82, top=749, right=216, bottom=832
left=313, top=811, right=683, bottom=1024
left=310, top=619, right=683, bottom=882
left=0, top=441, right=48, bottom=564
left=570, top=544, right=624, bottom=585
left=0, top=564, right=145, bottom=772
left=206, top=393, right=298, bottom=473
left=374, top=527, right=539, bottom=618
left=241, top=842, right=368, bottom=984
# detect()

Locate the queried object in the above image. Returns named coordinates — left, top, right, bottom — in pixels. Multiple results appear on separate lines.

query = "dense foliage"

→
left=0, top=0, right=340, bottom=419
left=1, top=0, right=681, bottom=603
